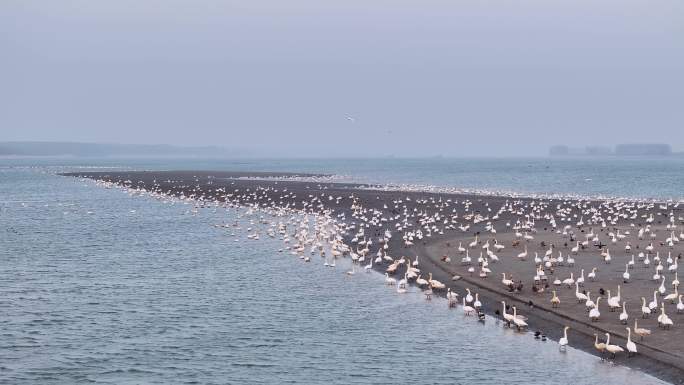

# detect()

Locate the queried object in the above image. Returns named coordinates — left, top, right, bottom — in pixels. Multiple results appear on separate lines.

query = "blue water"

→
left=0, top=158, right=677, bottom=384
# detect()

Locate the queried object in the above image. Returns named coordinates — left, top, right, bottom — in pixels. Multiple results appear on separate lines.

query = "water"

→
left=0, top=159, right=677, bottom=384
left=4, top=156, right=684, bottom=200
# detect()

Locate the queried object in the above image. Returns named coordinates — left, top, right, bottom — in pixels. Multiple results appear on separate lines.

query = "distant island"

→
left=0, top=141, right=245, bottom=158
left=550, top=143, right=679, bottom=157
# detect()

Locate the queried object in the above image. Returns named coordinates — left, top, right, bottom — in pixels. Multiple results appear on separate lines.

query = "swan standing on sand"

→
left=468, top=235, right=478, bottom=249
left=588, top=267, right=597, bottom=281
left=585, top=292, right=595, bottom=311
left=575, top=282, right=587, bottom=303
left=623, top=263, right=630, bottom=282
left=641, top=297, right=651, bottom=318
left=664, top=285, right=679, bottom=304
left=607, top=290, right=620, bottom=312
left=649, top=291, right=658, bottom=312
left=658, top=304, right=673, bottom=329
left=658, top=276, right=667, bottom=296
left=634, top=319, right=651, bottom=340
left=550, top=290, right=560, bottom=308
left=619, top=302, right=629, bottom=324
left=589, top=297, right=601, bottom=321
left=625, top=327, right=637, bottom=357
left=562, top=273, right=575, bottom=288
left=457, top=242, right=466, bottom=254
left=576, top=269, right=585, bottom=286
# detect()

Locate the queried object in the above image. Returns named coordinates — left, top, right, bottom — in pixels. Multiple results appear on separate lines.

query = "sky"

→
left=1, top=0, right=683, bottom=157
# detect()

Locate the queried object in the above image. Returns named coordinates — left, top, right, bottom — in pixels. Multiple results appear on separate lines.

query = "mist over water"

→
left=2, top=1, right=683, bottom=156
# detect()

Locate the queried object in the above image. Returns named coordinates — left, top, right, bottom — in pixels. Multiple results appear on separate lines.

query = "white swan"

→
left=575, top=282, right=587, bottom=303
left=384, top=273, right=396, bottom=286
left=658, top=303, right=673, bottom=329
left=634, top=319, right=651, bottom=340
left=641, top=297, right=651, bottom=318
left=664, top=285, right=679, bottom=304
left=364, top=257, right=373, bottom=272
left=473, top=293, right=482, bottom=309
left=462, top=298, right=475, bottom=315
left=619, top=302, right=629, bottom=324
left=658, top=276, right=667, bottom=296
left=548, top=289, right=560, bottom=308
left=559, top=326, right=569, bottom=351
left=576, top=269, right=585, bottom=286
left=604, top=333, right=624, bottom=358
left=457, top=242, right=466, bottom=254
left=594, top=334, right=606, bottom=359
left=623, top=263, right=630, bottom=282
left=562, top=272, right=575, bottom=288
left=512, top=307, right=527, bottom=331
left=625, top=327, right=637, bottom=357
left=517, top=245, right=528, bottom=260
left=649, top=291, right=658, bottom=311
left=501, top=301, right=514, bottom=326
left=588, top=267, right=597, bottom=281
left=589, top=297, right=601, bottom=321
left=465, top=288, right=473, bottom=303
left=468, top=235, right=478, bottom=249
left=446, top=288, right=459, bottom=307
left=585, top=291, right=595, bottom=311
left=501, top=273, right=514, bottom=287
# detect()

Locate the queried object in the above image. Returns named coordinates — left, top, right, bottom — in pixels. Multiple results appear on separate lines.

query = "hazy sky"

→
left=1, top=1, right=683, bottom=157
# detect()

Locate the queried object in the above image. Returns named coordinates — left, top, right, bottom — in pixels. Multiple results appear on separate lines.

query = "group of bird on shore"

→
left=85, top=173, right=684, bottom=363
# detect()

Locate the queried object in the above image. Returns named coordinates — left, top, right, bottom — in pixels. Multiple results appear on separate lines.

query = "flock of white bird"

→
left=92, top=174, right=684, bottom=363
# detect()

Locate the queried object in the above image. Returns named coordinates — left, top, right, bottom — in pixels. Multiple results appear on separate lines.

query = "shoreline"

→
left=58, top=168, right=684, bottom=203
left=357, top=183, right=684, bottom=205
left=61, top=170, right=684, bottom=385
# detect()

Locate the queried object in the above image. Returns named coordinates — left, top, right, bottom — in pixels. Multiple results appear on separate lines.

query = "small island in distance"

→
left=550, top=143, right=680, bottom=157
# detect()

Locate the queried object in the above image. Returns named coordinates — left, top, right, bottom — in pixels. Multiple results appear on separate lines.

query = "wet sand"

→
left=62, top=170, right=684, bottom=384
